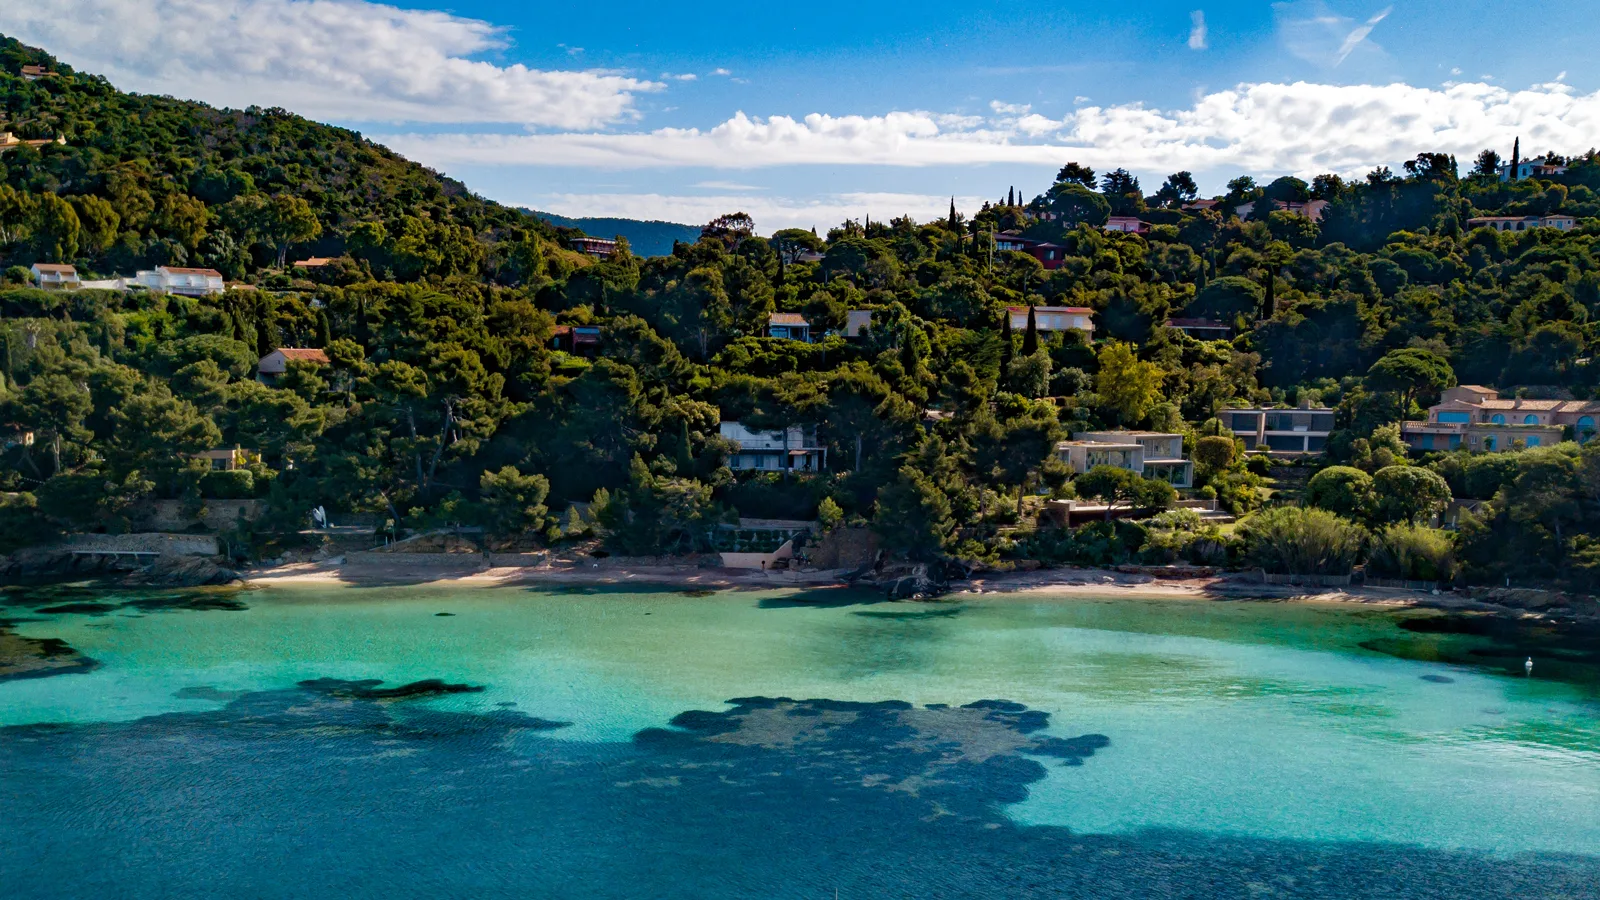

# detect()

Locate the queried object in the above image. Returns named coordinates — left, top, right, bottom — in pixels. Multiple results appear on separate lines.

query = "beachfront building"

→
left=1056, top=430, right=1193, bottom=488
left=1005, top=306, right=1094, bottom=337
left=720, top=421, right=827, bottom=473
left=30, top=263, right=79, bottom=290
left=1400, top=385, right=1599, bottom=452
left=1225, top=405, right=1334, bottom=455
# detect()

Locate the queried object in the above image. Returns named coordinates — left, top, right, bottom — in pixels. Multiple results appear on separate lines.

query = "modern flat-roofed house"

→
left=767, top=312, right=812, bottom=342
left=1104, top=216, right=1150, bottom=234
left=1067, top=430, right=1194, bottom=488
left=1006, top=306, right=1094, bottom=337
left=569, top=236, right=617, bottom=258
left=1225, top=405, right=1334, bottom=454
left=1400, top=385, right=1599, bottom=452
left=1466, top=215, right=1576, bottom=233
left=1233, top=199, right=1330, bottom=222
left=30, top=263, right=79, bottom=290
left=134, top=266, right=225, bottom=296
left=1165, top=318, right=1233, bottom=340
left=720, top=421, right=826, bottom=473
left=258, top=347, right=330, bottom=382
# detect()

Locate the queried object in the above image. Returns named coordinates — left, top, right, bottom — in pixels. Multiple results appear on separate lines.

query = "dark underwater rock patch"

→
left=35, top=601, right=120, bottom=615
left=296, top=677, right=487, bottom=701
left=2, top=685, right=1595, bottom=897
left=0, top=627, right=98, bottom=682
left=1420, top=674, right=1456, bottom=683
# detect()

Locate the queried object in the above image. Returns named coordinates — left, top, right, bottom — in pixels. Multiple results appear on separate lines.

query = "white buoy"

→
left=1525, top=657, right=1534, bottom=676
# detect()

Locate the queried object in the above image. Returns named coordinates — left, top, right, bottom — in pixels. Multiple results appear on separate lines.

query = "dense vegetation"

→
left=3, top=36, right=1600, bottom=591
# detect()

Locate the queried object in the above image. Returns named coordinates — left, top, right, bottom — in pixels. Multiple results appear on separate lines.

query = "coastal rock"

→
left=120, top=556, right=242, bottom=588
left=0, top=627, right=98, bottom=682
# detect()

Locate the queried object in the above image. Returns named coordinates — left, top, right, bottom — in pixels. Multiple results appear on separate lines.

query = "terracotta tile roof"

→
left=294, top=257, right=335, bottom=267
left=769, top=313, right=809, bottom=326
left=31, top=263, right=76, bottom=273
left=1479, top=399, right=1600, bottom=412
left=272, top=348, right=330, bottom=364
left=158, top=266, right=224, bottom=277
left=1457, top=384, right=1496, bottom=393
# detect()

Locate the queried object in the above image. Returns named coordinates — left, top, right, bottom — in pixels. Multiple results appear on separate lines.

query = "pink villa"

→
left=1401, top=385, right=1600, bottom=452
left=1104, top=217, right=1150, bottom=234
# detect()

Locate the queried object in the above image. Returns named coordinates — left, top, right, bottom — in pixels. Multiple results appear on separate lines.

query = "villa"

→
left=1056, top=430, right=1193, bottom=488
left=1400, top=385, right=1599, bottom=452
left=134, top=266, right=225, bottom=296
left=258, top=348, right=330, bottom=382
left=720, top=421, right=827, bottom=473
left=1466, top=215, right=1576, bottom=233
left=995, top=232, right=1067, bottom=270
left=1006, top=306, right=1094, bottom=336
left=1225, top=405, right=1334, bottom=455
left=569, top=237, right=617, bottom=258
left=767, top=313, right=812, bottom=342
left=30, top=263, right=79, bottom=290
left=1104, top=216, right=1151, bottom=234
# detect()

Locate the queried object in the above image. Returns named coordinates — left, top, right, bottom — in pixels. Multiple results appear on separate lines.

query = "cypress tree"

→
left=1007, top=186, right=1015, bottom=206
left=1510, top=137, right=1521, bottom=181
left=1000, top=308, right=1015, bottom=371
left=675, top=419, right=694, bottom=474
left=315, top=309, right=331, bottom=347
left=1022, top=305, right=1040, bottom=356
left=948, top=197, right=958, bottom=231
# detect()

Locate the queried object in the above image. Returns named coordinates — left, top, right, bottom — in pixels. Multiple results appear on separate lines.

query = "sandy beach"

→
left=240, top=557, right=1463, bottom=611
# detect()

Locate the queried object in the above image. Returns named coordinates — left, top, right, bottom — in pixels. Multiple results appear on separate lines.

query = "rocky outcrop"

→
left=119, top=556, right=241, bottom=587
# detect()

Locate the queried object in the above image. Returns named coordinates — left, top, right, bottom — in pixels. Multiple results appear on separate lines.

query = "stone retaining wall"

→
left=65, top=533, right=220, bottom=556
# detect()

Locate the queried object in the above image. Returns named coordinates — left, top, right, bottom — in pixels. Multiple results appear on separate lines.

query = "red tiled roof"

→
left=1479, top=399, right=1600, bottom=413
left=31, top=263, right=76, bottom=273
left=271, top=348, right=330, bottom=364
left=769, top=313, right=809, bottom=326
left=158, top=266, right=224, bottom=276
left=294, top=257, right=335, bottom=267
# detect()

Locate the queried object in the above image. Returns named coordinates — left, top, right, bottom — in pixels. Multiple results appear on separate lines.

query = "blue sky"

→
left=5, top=1, right=1598, bottom=230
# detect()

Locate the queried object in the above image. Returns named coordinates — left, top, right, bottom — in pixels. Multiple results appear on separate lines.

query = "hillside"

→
left=528, top=210, right=701, bottom=258
left=1, top=33, right=1600, bottom=592
left=0, top=34, right=568, bottom=284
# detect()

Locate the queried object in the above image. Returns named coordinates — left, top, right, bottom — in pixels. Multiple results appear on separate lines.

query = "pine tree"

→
left=1022, top=305, right=1040, bottom=356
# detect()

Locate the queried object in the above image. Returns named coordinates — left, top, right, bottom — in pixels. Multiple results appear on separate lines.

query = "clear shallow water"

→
left=2, top=584, right=1599, bottom=898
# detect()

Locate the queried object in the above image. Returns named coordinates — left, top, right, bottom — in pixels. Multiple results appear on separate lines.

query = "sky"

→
left=3, top=0, right=1599, bottom=232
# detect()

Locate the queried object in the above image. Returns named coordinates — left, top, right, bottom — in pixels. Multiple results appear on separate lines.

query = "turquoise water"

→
left=3, top=584, right=1598, bottom=897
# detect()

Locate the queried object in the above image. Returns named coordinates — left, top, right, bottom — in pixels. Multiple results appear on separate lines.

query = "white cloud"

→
left=661, top=73, right=698, bottom=82
left=990, top=100, right=1031, bottom=115
left=710, top=68, right=733, bottom=77
left=383, top=80, right=1600, bottom=181
left=534, top=191, right=992, bottom=234
left=0, top=0, right=660, bottom=127
left=692, top=180, right=764, bottom=191
left=1189, top=10, right=1208, bottom=51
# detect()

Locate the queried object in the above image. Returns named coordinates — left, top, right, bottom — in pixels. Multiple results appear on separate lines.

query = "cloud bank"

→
left=534, top=192, right=993, bottom=234
left=0, top=0, right=660, bottom=127
left=386, top=80, right=1597, bottom=180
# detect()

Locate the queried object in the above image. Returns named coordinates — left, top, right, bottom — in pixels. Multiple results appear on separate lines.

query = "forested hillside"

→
left=2, top=35, right=1600, bottom=590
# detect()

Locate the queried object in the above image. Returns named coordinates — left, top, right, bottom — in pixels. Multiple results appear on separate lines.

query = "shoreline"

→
left=238, top=559, right=1490, bottom=613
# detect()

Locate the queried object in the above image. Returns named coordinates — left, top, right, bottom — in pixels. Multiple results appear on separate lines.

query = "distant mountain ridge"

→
left=526, top=210, right=701, bottom=258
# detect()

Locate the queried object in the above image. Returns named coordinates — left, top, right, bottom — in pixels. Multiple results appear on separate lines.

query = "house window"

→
left=1527, top=437, right=1541, bottom=447
left=1579, top=416, right=1595, bottom=441
left=1490, top=414, right=1506, bottom=425
left=1524, top=414, right=1539, bottom=425
left=1484, top=436, right=1497, bottom=451
left=1436, top=412, right=1470, bottom=424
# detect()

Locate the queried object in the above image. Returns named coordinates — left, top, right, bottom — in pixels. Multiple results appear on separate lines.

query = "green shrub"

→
left=1240, top=506, right=1367, bottom=575
left=1368, top=524, right=1458, bottom=582
left=200, top=469, right=255, bottom=499
left=1305, top=466, right=1373, bottom=519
